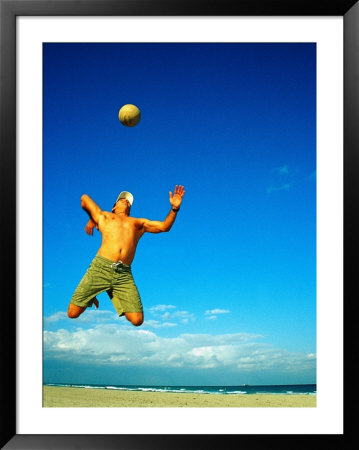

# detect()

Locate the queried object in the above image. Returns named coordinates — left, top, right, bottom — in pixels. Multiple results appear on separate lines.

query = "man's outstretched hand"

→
left=169, top=185, right=185, bottom=209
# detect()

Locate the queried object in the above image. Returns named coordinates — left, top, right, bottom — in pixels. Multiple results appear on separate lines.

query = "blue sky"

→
left=43, top=43, right=316, bottom=386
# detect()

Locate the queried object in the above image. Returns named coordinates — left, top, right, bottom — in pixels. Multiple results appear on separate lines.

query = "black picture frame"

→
left=1, top=0, right=357, bottom=448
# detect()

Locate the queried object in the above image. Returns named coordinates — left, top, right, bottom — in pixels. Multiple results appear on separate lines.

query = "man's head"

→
left=112, top=191, right=134, bottom=215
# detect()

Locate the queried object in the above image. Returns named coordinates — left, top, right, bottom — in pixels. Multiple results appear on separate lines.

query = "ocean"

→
left=44, top=383, right=316, bottom=395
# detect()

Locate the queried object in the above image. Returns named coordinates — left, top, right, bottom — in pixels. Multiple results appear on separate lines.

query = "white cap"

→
left=116, top=191, right=134, bottom=206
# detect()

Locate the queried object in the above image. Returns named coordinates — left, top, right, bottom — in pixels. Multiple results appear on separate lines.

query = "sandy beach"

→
left=43, top=386, right=316, bottom=408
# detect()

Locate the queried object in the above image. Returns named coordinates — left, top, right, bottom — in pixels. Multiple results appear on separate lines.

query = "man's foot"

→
left=93, top=297, right=99, bottom=309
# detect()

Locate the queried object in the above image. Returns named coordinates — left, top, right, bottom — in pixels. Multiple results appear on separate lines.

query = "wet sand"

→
left=43, top=385, right=316, bottom=407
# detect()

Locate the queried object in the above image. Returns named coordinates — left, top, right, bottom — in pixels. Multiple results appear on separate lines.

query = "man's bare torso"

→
left=80, top=186, right=185, bottom=266
left=97, top=212, right=144, bottom=265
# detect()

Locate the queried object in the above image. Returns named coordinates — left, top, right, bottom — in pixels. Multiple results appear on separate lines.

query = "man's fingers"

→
left=171, top=185, right=185, bottom=199
left=175, top=185, right=185, bottom=196
left=174, top=185, right=185, bottom=195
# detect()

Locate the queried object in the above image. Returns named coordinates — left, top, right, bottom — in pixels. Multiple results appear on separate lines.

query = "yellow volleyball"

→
left=118, top=104, right=141, bottom=127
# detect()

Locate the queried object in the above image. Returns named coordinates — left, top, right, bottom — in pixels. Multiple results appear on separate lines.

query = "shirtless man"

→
left=67, top=185, right=185, bottom=326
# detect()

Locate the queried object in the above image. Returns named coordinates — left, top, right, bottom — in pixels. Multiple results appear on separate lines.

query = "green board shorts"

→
left=70, top=254, right=143, bottom=316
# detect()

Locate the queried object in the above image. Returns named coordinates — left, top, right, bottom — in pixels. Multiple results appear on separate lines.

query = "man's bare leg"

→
left=67, top=298, right=99, bottom=318
left=125, top=312, right=144, bottom=327
left=67, top=303, right=86, bottom=318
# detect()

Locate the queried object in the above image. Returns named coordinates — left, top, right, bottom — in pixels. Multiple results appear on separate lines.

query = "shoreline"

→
left=43, top=385, right=316, bottom=407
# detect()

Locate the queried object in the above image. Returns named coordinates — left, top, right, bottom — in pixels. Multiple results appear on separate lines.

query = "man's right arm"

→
left=81, top=194, right=102, bottom=227
left=84, top=218, right=98, bottom=236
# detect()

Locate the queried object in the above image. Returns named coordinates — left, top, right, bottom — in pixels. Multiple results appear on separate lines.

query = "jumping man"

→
left=67, top=185, right=185, bottom=326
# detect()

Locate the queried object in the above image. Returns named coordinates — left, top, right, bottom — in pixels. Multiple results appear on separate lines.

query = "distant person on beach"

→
left=67, top=186, right=185, bottom=327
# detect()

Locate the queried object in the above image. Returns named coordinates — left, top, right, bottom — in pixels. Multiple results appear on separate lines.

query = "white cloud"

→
left=169, top=310, right=195, bottom=323
left=148, top=305, right=195, bottom=324
left=44, top=304, right=194, bottom=329
left=267, top=165, right=293, bottom=194
left=267, top=183, right=292, bottom=194
left=44, top=309, right=119, bottom=325
left=275, top=165, right=289, bottom=175
left=43, top=324, right=316, bottom=374
left=205, top=309, right=230, bottom=315
left=144, top=320, right=177, bottom=329
left=205, top=309, right=230, bottom=321
left=148, top=304, right=176, bottom=313
left=44, top=311, right=68, bottom=323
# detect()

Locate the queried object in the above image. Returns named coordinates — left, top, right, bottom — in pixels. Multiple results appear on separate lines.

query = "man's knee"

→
left=132, top=317, right=144, bottom=327
left=67, top=303, right=85, bottom=319
left=125, top=312, right=144, bottom=327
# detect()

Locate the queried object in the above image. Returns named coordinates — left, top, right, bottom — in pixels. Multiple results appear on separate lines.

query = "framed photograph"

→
left=1, top=0, right=357, bottom=448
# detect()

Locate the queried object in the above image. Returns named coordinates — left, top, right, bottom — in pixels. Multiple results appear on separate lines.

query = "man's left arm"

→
left=141, top=185, right=185, bottom=233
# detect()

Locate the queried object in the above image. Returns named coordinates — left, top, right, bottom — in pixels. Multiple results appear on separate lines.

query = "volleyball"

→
left=118, top=104, right=141, bottom=127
